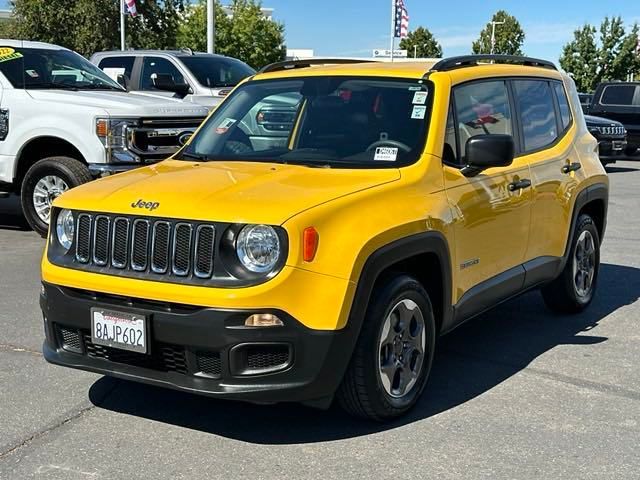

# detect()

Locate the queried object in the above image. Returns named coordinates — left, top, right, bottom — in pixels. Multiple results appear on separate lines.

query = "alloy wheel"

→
left=32, top=175, right=69, bottom=223
left=378, top=298, right=426, bottom=398
left=573, top=230, right=596, bottom=298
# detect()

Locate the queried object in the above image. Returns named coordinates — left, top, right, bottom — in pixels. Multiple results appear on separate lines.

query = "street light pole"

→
left=490, top=21, right=505, bottom=54
left=207, top=0, right=215, bottom=54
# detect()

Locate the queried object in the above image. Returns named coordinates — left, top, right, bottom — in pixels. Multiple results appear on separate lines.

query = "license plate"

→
left=612, top=141, right=625, bottom=151
left=91, top=308, right=147, bottom=354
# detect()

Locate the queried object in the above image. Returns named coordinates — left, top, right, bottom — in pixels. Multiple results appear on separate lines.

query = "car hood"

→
left=584, top=115, right=624, bottom=127
left=54, top=160, right=401, bottom=225
left=27, top=90, right=209, bottom=117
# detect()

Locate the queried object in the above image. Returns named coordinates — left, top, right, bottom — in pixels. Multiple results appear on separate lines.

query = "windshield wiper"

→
left=179, top=151, right=210, bottom=162
left=79, top=84, right=124, bottom=91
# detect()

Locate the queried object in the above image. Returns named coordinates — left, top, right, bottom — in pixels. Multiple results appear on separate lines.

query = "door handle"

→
left=562, top=162, right=582, bottom=174
left=508, top=179, right=532, bottom=192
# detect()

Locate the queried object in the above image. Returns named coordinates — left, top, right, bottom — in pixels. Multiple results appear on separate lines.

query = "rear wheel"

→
left=21, top=157, right=92, bottom=237
left=541, top=214, right=600, bottom=313
left=337, top=275, right=436, bottom=421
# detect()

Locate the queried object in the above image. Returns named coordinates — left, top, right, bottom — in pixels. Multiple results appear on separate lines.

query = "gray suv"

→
left=91, top=50, right=255, bottom=110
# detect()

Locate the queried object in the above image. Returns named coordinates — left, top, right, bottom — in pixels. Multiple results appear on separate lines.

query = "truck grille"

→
left=129, top=117, right=205, bottom=160
left=74, top=213, right=216, bottom=281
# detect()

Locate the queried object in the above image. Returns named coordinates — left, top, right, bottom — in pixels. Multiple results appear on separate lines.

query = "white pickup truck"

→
left=0, top=40, right=208, bottom=236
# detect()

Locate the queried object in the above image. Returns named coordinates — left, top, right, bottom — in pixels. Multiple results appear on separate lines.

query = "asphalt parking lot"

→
left=0, top=160, right=639, bottom=479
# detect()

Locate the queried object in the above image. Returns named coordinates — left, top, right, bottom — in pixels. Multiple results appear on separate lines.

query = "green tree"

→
left=559, top=25, right=599, bottom=92
left=597, top=16, right=626, bottom=82
left=605, top=20, right=640, bottom=81
left=9, top=0, right=185, bottom=56
left=177, top=0, right=285, bottom=69
left=11, top=0, right=120, bottom=57
left=126, top=0, right=185, bottom=51
left=472, top=10, right=525, bottom=55
left=399, top=26, right=442, bottom=58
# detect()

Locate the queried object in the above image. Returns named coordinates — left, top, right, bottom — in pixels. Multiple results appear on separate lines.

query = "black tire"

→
left=337, top=275, right=437, bottom=421
left=21, top=156, right=92, bottom=237
left=625, top=146, right=638, bottom=157
left=541, top=214, right=600, bottom=314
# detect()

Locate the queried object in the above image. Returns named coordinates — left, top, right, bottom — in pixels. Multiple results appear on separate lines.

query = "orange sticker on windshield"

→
left=0, top=47, right=23, bottom=63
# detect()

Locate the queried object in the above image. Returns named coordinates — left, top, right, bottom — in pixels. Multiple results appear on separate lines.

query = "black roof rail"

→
left=258, top=58, right=376, bottom=74
left=429, top=55, right=557, bottom=73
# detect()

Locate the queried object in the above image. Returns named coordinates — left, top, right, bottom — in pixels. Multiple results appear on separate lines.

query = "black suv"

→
left=585, top=115, right=627, bottom=165
left=588, top=82, right=640, bottom=156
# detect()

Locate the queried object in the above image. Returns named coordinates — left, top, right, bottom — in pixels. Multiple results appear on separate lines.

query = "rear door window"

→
left=513, top=80, right=558, bottom=153
left=453, top=80, right=513, bottom=163
left=552, top=82, right=572, bottom=131
left=600, top=85, right=638, bottom=106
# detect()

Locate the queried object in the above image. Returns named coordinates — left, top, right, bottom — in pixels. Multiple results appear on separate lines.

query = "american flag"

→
left=125, top=0, right=137, bottom=17
left=394, top=0, right=409, bottom=39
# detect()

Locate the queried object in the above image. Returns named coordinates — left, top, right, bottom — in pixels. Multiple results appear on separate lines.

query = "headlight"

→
left=236, top=224, right=281, bottom=273
left=56, top=209, right=74, bottom=252
left=96, top=117, right=140, bottom=163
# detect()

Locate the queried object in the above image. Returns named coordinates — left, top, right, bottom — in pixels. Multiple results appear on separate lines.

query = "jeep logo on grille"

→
left=131, top=199, right=160, bottom=211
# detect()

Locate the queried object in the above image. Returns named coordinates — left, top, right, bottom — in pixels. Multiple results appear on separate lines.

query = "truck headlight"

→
left=96, top=118, right=140, bottom=163
left=56, top=209, right=74, bottom=252
left=236, top=225, right=281, bottom=273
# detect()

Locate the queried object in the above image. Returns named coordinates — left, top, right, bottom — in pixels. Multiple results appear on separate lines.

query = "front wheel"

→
left=337, top=275, right=436, bottom=421
left=541, top=214, right=600, bottom=313
left=625, top=146, right=638, bottom=157
left=21, top=157, right=92, bottom=237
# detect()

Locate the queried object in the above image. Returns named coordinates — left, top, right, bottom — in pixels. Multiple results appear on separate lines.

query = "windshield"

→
left=180, top=76, right=431, bottom=168
left=179, top=56, right=255, bottom=88
left=0, top=46, right=124, bottom=91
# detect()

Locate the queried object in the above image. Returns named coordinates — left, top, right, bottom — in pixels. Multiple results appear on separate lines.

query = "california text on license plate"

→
left=91, top=308, right=147, bottom=354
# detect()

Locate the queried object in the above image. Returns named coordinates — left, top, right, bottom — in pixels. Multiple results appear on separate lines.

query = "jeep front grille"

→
left=74, top=214, right=216, bottom=281
left=596, top=125, right=626, bottom=136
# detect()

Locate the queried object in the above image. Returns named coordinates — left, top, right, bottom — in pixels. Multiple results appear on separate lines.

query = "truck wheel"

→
left=21, top=157, right=92, bottom=237
left=337, top=275, right=436, bottom=421
left=541, top=214, right=600, bottom=313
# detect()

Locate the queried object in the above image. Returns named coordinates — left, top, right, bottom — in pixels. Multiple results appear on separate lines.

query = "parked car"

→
left=585, top=115, right=627, bottom=165
left=0, top=40, right=208, bottom=236
left=587, top=81, right=640, bottom=156
left=91, top=50, right=255, bottom=110
left=578, top=93, right=592, bottom=114
left=42, top=55, right=608, bottom=421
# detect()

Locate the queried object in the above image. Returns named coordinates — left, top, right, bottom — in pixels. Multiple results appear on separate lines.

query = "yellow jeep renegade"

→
left=41, top=55, right=608, bottom=421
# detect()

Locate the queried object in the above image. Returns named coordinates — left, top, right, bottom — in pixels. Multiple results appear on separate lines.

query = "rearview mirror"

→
left=152, top=74, right=191, bottom=97
left=462, top=134, right=515, bottom=177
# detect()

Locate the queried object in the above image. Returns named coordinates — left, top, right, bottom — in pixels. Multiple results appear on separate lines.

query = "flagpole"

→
left=120, top=0, right=126, bottom=51
left=389, top=0, right=395, bottom=62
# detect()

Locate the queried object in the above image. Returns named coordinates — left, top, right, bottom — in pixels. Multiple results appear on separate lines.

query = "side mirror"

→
left=116, top=74, right=129, bottom=91
left=462, top=134, right=515, bottom=177
left=152, top=73, right=191, bottom=97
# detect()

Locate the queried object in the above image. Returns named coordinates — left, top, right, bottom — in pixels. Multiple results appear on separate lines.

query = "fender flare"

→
left=346, top=231, right=453, bottom=338
left=558, top=182, right=609, bottom=272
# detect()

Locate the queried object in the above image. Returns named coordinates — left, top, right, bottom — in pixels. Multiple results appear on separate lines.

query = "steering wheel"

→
left=366, top=139, right=412, bottom=153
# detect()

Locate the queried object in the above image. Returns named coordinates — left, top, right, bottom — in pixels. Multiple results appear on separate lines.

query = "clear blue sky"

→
left=1, top=0, right=638, bottom=62
left=266, top=0, right=640, bottom=62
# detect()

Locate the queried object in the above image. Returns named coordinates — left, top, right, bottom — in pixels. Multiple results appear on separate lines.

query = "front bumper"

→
left=597, top=139, right=627, bottom=163
left=41, top=283, right=356, bottom=406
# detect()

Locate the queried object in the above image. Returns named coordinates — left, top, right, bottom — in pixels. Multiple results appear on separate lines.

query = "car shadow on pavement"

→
left=0, top=194, right=30, bottom=231
left=89, top=263, right=640, bottom=443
